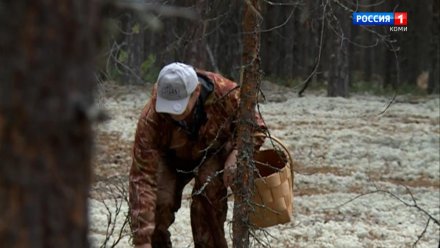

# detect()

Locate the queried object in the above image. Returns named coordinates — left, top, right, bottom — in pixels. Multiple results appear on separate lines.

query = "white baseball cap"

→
left=155, top=62, right=199, bottom=115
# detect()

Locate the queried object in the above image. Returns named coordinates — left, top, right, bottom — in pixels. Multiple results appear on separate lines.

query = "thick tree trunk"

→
left=0, top=1, right=101, bottom=247
left=233, top=0, right=261, bottom=247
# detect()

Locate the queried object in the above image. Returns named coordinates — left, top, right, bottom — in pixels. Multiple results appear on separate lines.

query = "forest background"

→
left=100, top=0, right=439, bottom=96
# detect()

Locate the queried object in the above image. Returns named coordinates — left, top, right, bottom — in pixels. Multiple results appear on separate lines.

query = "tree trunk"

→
left=428, top=0, right=440, bottom=94
left=233, top=0, right=261, bottom=247
left=0, top=1, right=101, bottom=247
left=363, top=30, right=373, bottom=82
left=403, top=0, right=432, bottom=86
left=124, top=12, right=145, bottom=84
left=260, top=4, right=274, bottom=76
left=281, top=7, right=295, bottom=78
left=182, top=0, right=208, bottom=69
left=383, top=41, right=394, bottom=89
left=327, top=3, right=350, bottom=97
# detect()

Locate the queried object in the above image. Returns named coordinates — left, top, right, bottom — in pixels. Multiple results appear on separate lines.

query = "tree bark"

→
left=182, top=0, right=208, bottom=68
left=327, top=3, right=350, bottom=97
left=0, top=1, right=101, bottom=247
left=232, top=0, right=261, bottom=247
left=124, top=12, right=145, bottom=84
left=428, top=0, right=440, bottom=94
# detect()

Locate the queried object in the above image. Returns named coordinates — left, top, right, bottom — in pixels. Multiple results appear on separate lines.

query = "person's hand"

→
left=135, top=244, right=152, bottom=248
left=223, top=149, right=238, bottom=188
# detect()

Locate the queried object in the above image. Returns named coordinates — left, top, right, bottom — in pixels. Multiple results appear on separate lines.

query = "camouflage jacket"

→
left=129, top=70, right=266, bottom=245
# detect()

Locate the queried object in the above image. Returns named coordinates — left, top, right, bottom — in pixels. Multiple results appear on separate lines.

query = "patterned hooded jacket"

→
left=129, top=69, right=266, bottom=245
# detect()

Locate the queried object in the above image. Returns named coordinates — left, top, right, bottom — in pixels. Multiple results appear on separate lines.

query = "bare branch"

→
left=333, top=188, right=440, bottom=227
left=93, top=177, right=131, bottom=248
left=377, top=92, right=397, bottom=116
left=413, top=219, right=431, bottom=248
left=259, top=7, right=295, bottom=33
left=298, top=0, right=328, bottom=97
left=192, top=169, right=224, bottom=196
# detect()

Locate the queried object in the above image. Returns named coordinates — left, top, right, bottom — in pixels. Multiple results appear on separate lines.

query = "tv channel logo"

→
left=352, top=12, right=407, bottom=31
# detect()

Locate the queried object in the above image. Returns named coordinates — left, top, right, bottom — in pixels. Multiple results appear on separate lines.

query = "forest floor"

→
left=88, top=81, right=440, bottom=248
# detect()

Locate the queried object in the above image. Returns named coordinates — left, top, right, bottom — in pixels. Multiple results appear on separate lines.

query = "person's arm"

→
left=129, top=102, right=165, bottom=246
left=223, top=149, right=238, bottom=188
left=223, top=118, right=266, bottom=187
left=222, top=83, right=267, bottom=187
left=253, top=105, right=267, bottom=150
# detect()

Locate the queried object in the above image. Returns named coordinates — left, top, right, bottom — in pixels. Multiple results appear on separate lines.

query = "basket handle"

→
left=254, top=133, right=293, bottom=166
left=254, top=133, right=294, bottom=188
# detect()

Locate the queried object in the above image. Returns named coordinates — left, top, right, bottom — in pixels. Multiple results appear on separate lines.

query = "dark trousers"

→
left=151, top=154, right=228, bottom=248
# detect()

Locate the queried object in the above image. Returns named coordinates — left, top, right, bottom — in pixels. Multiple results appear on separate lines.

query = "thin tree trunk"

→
left=428, top=0, right=439, bottom=94
left=125, top=12, right=145, bottom=84
left=363, top=30, right=373, bottom=82
left=282, top=7, right=295, bottom=78
left=260, top=4, right=273, bottom=76
left=327, top=3, right=350, bottom=97
left=183, top=0, right=208, bottom=68
left=233, top=0, right=261, bottom=247
left=0, top=1, right=101, bottom=247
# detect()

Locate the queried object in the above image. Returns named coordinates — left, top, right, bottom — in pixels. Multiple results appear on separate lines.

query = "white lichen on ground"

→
left=90, top=82, right=439, bottom=248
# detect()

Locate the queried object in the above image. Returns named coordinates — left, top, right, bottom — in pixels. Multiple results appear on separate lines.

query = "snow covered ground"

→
left=89, top=82, right=439, bottom=248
